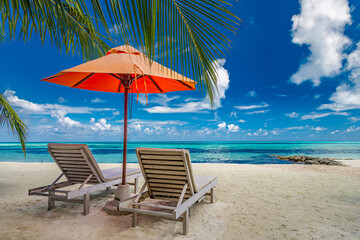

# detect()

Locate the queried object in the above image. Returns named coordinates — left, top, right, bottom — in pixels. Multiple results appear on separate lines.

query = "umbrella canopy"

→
left=43, top=45, right=196, bottom=185
left=43, top=45, right=196, bottom=93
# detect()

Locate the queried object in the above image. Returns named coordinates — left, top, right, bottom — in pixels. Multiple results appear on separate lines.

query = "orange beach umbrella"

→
left=43, top=45, right=196, bottom=185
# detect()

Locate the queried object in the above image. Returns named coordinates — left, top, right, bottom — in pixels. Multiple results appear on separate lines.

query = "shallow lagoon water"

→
left=1, top=141, right=360, bottom=164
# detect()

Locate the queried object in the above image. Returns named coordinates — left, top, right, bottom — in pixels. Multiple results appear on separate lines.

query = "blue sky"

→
left=1, top=0, right=360, bottom=142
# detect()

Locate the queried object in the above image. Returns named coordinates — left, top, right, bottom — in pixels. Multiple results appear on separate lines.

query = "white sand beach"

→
left=0, top=162, right=359, bottom=240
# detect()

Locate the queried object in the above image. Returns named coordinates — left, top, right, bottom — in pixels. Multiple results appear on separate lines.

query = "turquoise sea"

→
left=0, top=142, right=360, bottom=164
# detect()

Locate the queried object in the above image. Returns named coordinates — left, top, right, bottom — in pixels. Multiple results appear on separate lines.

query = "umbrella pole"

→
left=122, top=87, right=129, bottom=185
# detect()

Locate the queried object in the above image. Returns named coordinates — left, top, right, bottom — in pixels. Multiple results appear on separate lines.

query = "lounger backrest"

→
left=48, top=143, right=106, bottom=184
left=136, top=147, right=196, bottom=201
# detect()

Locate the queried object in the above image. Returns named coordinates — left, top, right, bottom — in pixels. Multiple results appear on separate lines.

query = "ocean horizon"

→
left=1, top=141, right=360, bottom=164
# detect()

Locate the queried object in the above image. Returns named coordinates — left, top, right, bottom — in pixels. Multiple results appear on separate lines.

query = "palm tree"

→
left=0, top=0, right=239, bottom=155
left=0, top=93, right=28, bottom=156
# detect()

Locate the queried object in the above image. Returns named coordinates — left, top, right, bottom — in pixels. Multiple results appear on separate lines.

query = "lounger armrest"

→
left=28, top=181, right=72, bottom=195
left=174, top=178, right=218, bottom=219
left=118, top=191, right=150, bottom=208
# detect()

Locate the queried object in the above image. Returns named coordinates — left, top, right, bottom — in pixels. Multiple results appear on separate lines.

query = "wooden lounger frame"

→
left=120, top=148, right=218, bottom=235
left=29, top=143, right=142, bottom=215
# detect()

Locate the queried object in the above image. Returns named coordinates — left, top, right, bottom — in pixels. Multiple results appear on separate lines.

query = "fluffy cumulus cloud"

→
left=51, top=109, right=81, bottom=127
left=3, top=90, right=116, bottom=135
left=145, top=59, right=230, bottom=113
left=290, top=0, right=351, bottom=86
left=227, top=124, right=240, bottom=133
left=216, top=121, right=240, bottom=133
left=217, top=121, right=227, bottom=130
left=90, top=118, right=111, bottom=131
left=319, top=42, right=360, bottom=111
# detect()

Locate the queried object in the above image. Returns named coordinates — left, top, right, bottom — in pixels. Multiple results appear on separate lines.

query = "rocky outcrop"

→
left=272, top=155, right=343, bottom=166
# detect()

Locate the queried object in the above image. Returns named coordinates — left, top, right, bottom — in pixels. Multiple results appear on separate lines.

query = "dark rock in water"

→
left=270, top=155, right=343, bottom=166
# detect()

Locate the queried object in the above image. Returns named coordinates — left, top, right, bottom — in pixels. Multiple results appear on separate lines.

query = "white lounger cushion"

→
left=193, top=175, right=217, bottom=191
left=102, top=167, right=141, bottom=180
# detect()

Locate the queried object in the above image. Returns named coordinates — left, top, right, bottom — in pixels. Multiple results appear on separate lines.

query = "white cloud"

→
left=234, top=102, right=269, bottom=110
left=238, top=119, right=246, bottom=123
left=134, top=124, right=142, bottom=131
left=145, top=59, right=230, bottom=113
left=286, top=112, right=299, bottom=118
left=313, top=94, right=322, bottom=99
left=331, top=130, right=340, bottom=134
left=245, top=91, right=257, bottom=97
left=346, top=125, right=360, bottom=132
left=311, top=126, right=327, bottom=131
left=290, top=0, right=352, bottom=86
left=91, top=98, right=105, bottom=103
left=4, top=90, right=114, bottom=115
left=286, top=126, right=306, bottom=130
left=217, top=122, right=227, bottom=130
left=216, top=121, right=240, bottom=133
left=301, top=111, right=349, bottom=120
left=245, top=109, right=270, bottom=115
left=319, top=42, right=360, bottom=111
left=51, top=110, right=81, bottom=128
left=58, top=97, right=67, bottom=103
left=113, top=111, right=120, bottom=116
left=3, top=90, right=116, bottom=133
left=230, top=111, right=237, bottom=118
left=138, top=94, right=179, bottom=106
left=348, top=116, right=360, bottom=122
left=275, top=94, right=288, bottom=97
left=120, top=119, right=186, bottom=127
left=227, top=124, right=240, bottom=133
left=90, top=118, right=111, bottom=131
left=250, top=128, right=277, bottom=136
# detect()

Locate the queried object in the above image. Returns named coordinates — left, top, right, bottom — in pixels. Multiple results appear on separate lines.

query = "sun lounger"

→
left=29, top=143, right=142, bottom=215
left=120, top=147, right=217, bottom=235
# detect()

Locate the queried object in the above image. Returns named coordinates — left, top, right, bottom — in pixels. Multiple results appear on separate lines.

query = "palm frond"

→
left=0, top=0, right=239, bottom=104
left=0, top=93, right=28, bottom=157
left=93, top=0, right=240, bottom=105
left=0, top=0, right=110, bottom=60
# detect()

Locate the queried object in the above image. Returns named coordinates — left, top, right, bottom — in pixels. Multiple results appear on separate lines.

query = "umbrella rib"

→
left=176, top=80, right=196, bottom=90
left=71, top=73, right=95, bottom=88
left=148, top=76, right=164, bottom=93
left=107, top=74, right=124, bottom=92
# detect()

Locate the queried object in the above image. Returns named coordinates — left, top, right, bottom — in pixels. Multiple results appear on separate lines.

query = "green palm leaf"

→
left=95, top=0, right=240, bottom=104
left=1, top=0, right=239, bottom=103
left=0, top=93, right=28, bottom=157
left=0, top=0, right=110, bottom=59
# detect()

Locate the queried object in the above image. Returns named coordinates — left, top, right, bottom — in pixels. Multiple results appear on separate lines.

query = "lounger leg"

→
left=210, top=188, right=214, bottom=203
left=48, top=197, right=55, bottom=211
left=106, top=187, right=111, bottom=191
left=182, top=210, right=189, bottom=235
left=83, top=193, right=90, bottom=215
left=132, top=205, right=139, bottom=227
left=134, top=177, right=138, bottom=194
